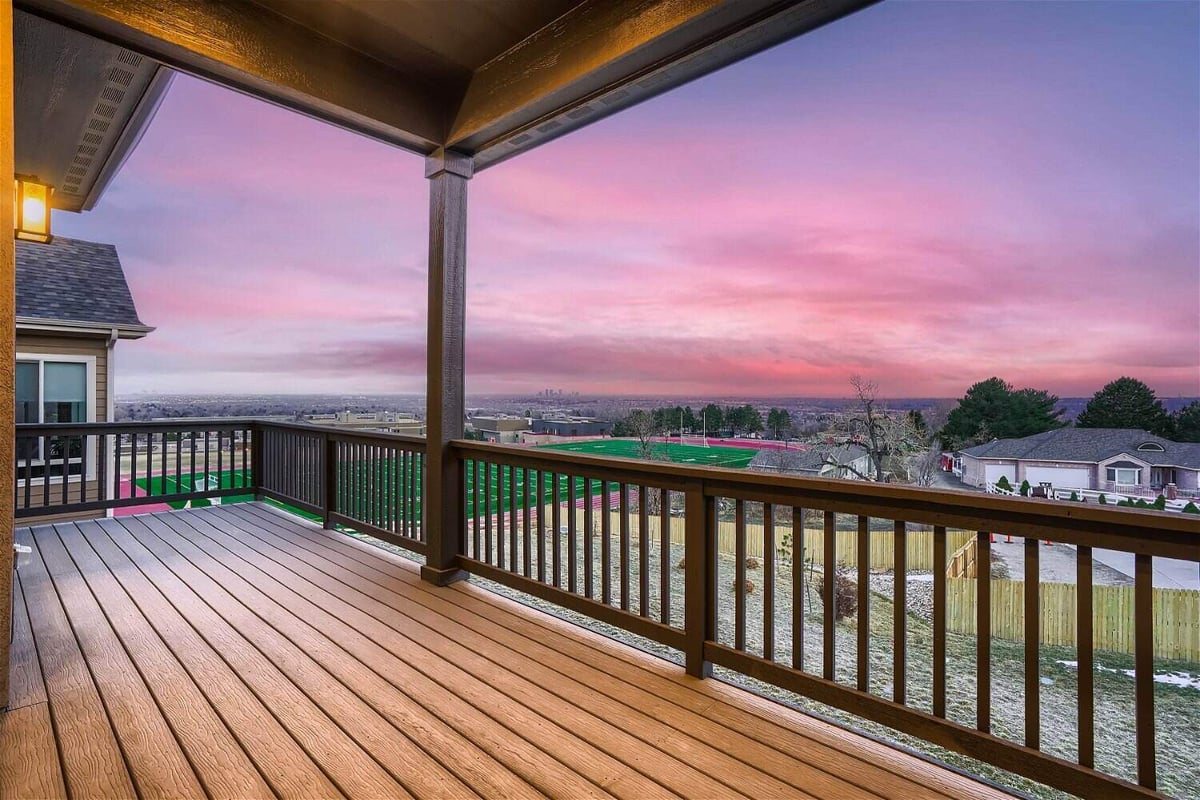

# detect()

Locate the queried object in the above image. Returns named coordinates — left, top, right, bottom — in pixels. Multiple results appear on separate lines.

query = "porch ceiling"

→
left=16, top=0, right=875, bottom=170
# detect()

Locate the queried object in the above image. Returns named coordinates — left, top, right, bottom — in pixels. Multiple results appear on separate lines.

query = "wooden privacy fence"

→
left=947, top=578, right=1200, bottom=661
left=544, top=508, right=974, bottom=571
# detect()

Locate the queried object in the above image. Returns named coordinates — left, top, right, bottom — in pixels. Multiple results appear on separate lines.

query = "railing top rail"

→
left=16, top=420, right=256, bottom=435
left=450, top=440, right=1200, bottom=555
left=259, top=419, right=427, bottom=448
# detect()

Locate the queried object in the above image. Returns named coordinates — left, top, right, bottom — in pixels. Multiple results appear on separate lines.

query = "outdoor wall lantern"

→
left=14, top=174, right=53, bottom=243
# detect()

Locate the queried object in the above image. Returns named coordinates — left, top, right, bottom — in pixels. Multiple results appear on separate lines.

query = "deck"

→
left=2, top=502, right=1009, bottom=800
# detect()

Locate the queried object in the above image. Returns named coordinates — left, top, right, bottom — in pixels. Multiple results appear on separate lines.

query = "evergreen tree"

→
left=1171, top=401, right=1200, bottom=442
left=699, top=404, right=723, bottom=434
left=940, top=377, right=1065, bottom=449
left=1076, top=377, right=1172, bottom=435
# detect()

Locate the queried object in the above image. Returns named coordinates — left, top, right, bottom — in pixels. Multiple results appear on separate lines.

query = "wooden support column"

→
left=0, top=0, right=15, bottom=709
left=420, top=148, right=471, bottom=586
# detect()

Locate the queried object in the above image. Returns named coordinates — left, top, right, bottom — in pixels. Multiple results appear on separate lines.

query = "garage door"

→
left=984, top=464, right=1016, bottom=484
left=1025, top=466, right=1090, bottom=490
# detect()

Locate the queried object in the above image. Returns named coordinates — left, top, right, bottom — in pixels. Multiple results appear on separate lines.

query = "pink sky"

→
left=57, top=1, right=1199, bottom=399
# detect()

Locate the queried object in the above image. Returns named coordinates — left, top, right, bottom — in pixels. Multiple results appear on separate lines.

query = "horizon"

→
left=57, top=1, right=1199, bottom=400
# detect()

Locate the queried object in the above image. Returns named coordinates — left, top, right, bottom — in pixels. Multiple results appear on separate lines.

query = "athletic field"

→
left=541, top=438, right=759, bottom=468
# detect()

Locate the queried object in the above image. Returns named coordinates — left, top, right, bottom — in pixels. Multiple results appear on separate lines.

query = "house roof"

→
left=16, top=237, right=152, bottom=337
left=960, top=428, right=1200, bottom=469
left=751, top=443, right=869, bottom=473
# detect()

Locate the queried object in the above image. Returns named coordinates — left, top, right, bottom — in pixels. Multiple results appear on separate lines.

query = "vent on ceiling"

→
left=60, top=48, right=144, bottom=200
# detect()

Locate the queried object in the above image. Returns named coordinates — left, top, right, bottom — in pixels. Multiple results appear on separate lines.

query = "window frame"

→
left=16, top=352, right=97, bottom=484
left=1106, top=466, right=1140, bottom=486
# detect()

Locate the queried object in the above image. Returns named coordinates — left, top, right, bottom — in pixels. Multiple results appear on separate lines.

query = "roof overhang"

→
left=14, top=9, right=173, bottom=211
left=15, top=316, right=155, bottom=340
left=16, top=0, right=875, bottom=171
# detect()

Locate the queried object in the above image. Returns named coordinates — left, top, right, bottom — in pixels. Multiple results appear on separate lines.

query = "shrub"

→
left=1135, top=499, right=1150, bottom=509
left=745, top=556, right=761, bottom=570
left=1152, top=495, right=1167, bottom=511
left=732, top=579, right=756, bottom=595
left=1098, top=494, right=1107, bottom=504
left=1183, top=502, right=1200, bottom=514
left=813, top=566, right=858, bottom=621
left=1019, top=479, right=1031, bottom=497
left=676, top=558, right=686, bottom=570
left=996, top=475, right=1013, bottom=491
left=1069, top=491, right=1080, bottom=502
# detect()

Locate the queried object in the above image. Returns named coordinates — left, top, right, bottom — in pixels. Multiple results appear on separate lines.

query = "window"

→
left=1137, top=442, right=1165, bottom=452
left=1106, top=467, right=1140, bottom=485
left=15, top=354, right=96, bottom=480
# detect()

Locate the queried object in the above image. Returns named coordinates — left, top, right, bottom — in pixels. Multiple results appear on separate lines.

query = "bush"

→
left=996, top=475, right=1013, bottom=491
left=1019, top=479, right=1031, bottom=497
left=1069, top=490, right=1080, bottom=502
left=1152, top=495, right=1167, bottom=511
left=1135, top=499, right=1150, bottom=509
left=732, top=579, right=756, bottom=595
left=1183, top=502, right=1200, bottom=514
left=745, top=557, right=761, bottom=570
left=813, top=566, right=858, bottom=621
left=1098, top=494, right=1107, bottom=504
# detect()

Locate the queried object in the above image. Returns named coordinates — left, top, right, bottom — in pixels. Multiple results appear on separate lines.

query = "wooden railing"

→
left=237, top=421, right=428, bottom=555
left=14, top=424, right=1198, bottom=797
left=15, top=421, right=428, bottom=557
left=450, top=440, right=1199, bottom=800
left=14, top=420, right=255, bottom=518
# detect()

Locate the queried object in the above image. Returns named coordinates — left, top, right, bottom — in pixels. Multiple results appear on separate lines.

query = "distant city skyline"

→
left=57, top=1, right=1199, bottom=399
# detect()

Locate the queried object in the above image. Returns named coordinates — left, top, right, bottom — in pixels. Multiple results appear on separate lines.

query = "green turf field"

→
left=541, top=438, right=759, bottom=468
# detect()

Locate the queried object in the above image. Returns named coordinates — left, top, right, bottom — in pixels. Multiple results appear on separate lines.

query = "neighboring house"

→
left=16, top=236, right=153, bottom=518
left=750, top=443, right=873, bottom=480
left=958, top=428, right=1200, bottom=494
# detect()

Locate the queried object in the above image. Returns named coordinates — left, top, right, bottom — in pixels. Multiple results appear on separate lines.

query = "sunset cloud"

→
left=57, top=1, right=1199, bottom=399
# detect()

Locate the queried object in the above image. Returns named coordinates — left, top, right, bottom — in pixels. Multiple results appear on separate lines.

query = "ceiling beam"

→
left=15, top=0, right=448, bottom=155
left=453, top=0, right=875, bottom=169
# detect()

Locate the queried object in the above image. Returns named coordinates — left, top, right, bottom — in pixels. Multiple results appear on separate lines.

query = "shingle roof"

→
left=960, top=428, right=1200, bottom=468
left=16, top=236, right=146, bottom=328
left=750, top=443, right=869, bottom=473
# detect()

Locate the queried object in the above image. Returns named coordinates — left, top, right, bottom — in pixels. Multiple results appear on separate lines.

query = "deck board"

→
left=3, top=503, right=1014, bottom=800
left=213, top=504, right=856, bottom=799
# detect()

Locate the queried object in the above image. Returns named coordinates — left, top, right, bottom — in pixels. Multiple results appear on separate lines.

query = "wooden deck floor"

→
left=3, top=502, right=1012, bottom=799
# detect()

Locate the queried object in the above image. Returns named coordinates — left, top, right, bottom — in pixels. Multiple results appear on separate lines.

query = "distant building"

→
left=468, top=414, right=530, bottom=443
left=959, top=428, right=1200, bottom=495
left=530, top=415, right=611, bottom=437
left=304, top=410, right=425, bottom=436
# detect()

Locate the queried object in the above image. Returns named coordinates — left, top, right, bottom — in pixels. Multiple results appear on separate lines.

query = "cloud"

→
left=56, top=3, right=1200, bottom=400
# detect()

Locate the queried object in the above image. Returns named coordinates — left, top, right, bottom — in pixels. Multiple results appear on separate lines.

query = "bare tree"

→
left=907, top=447, right=942, bottom=487
left=817, top=376, right=924, bottom=482
left=624, top=409, right=659, bottom=460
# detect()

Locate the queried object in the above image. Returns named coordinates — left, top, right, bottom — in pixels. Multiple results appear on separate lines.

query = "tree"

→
left=1171, top=401, right=1200, bottom=442
left=622, top=409, right=660, bottom=459
left=766, top=408, right=792, bottom=439
left=940, top=377, right=1065, bottom=449
left=1076, top=377, right=1172, bottom=435
left=724, top=404, right=763, bottom=435
left=699, top=404, right=723, bottom=435
left=820, top=376, right=925, bottom=482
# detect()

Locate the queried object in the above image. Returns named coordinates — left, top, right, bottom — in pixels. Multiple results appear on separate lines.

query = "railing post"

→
left=420, top=148, right=471, bottom=586
left=684, top=478, right=712, bottom=678
left=322, top=433, right=335, bottom=529
left=250, top=424, right=264, bottom=500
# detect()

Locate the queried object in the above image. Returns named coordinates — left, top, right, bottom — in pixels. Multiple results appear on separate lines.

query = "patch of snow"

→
left=1055, top=660, right=1200, bottom=691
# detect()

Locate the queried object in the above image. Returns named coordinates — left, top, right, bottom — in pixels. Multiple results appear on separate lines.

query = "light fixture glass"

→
left=14, top=175, right=52, bottom=242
